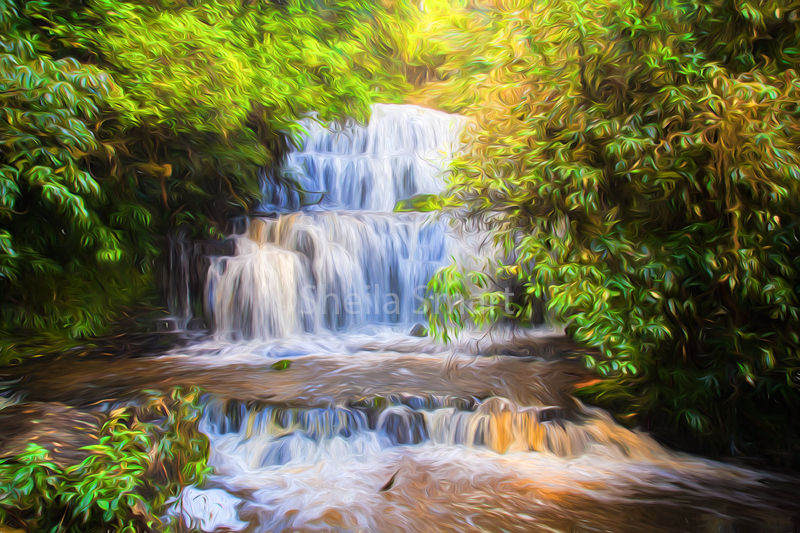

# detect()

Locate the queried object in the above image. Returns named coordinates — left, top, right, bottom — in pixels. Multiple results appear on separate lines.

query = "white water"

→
left=207, top=104, right=465, bottom=341
left=260, top=104, right=465, bottom=212
left=176, top=388, right=792, bottom=532
left=207, top=212, right=449, bottom=340
left=170, top=105, right=799, bottom=532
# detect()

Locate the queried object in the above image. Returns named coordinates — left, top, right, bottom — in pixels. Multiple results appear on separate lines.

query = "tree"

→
left=430, top=0, right=800, bottom=462
left=0, top=0, right=417, bottom=358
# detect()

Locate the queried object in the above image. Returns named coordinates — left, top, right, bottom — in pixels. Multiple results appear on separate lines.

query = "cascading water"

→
left=206, top=104, right=464, bottom=341
left=207, top=212, right=449, bottom=339
left=153, top=104, right=800, bottom=532
left=260, top=104, right=463, bottom=212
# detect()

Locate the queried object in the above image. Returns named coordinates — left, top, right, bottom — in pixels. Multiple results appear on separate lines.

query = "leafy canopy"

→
left=0, top=0, right=418, bottom=355
left=426, top=0, right=800, bottom=462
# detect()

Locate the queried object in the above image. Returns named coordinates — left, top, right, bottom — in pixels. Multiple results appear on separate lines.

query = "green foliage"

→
left=430, top=0, right=800, bottom=461
left=0, top=0, right=418, bottom=356
left=0, top=388, right=209, bottom=532
left=0, top=6, right=154, bottom=342
left=394, top=193, right=443, bottom=212
left=425, top=263, right=523, bottom=342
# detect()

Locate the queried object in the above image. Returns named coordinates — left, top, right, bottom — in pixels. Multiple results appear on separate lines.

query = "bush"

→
left=1, top=0, right=420, bottom=357
left=429, top=0, right=800, bottom=463
left=0, top=388, right=209, bottom=532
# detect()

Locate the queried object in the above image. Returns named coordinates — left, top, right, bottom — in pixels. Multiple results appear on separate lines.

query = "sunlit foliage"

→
left=429, top=0, right=800, bottom=461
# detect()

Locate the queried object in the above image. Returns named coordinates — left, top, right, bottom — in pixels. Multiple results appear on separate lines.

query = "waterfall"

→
left=174, top=392, right=781, bottom=532
left=201, top=397, right=667, bottom=469
left=207, top=104, right=466, bottom=341
left=260, top=104, right=464, bottom=212
left=160, top=232, right=234, bottom=332
left=162, top=104, right=797, bottom=533
left=4, top=100, right=795, bottom=533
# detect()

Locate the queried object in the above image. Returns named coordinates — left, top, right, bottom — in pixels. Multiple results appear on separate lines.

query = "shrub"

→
left=0, top=388, right=210, bottom=532
left=429, top=0, right=800, bottom=463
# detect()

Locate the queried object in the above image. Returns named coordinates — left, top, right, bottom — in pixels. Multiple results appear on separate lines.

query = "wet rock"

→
left=204, top=400, right=248, bottom=434
left=536, top=406, right=574, bottom=424
left=260, top=432, right=316, bottom=467
left=160, top=232, right=236, bottom=328
left=380, top=469, right=400, bottom=491
left=155, top=317, right=180, bottom=332
left=402, top=394, right=432, bottom=410
left=378, top=406, right=428, bottom=445
left=348, top=397, right=386, bottom=429
left=409, top=324, right=427, bottom=337
left=186, top=317, right=207, bottom=331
